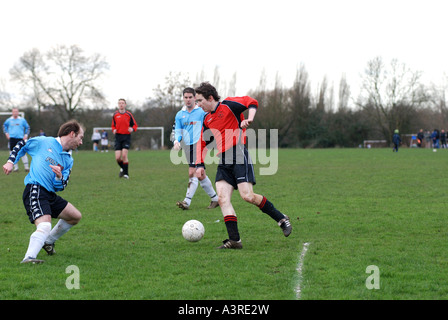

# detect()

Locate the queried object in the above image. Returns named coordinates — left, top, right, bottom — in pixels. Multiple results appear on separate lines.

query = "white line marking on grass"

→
left=295, top=242, right=310, bottom=300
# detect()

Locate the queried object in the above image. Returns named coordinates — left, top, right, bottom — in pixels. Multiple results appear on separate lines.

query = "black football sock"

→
left=117, top=160, right=124, bottom=168
left=224, top=215, right=240, bottom=241
left=123, top=162, right=129, bottom=175
left=258, top=196, right=285, bottom=222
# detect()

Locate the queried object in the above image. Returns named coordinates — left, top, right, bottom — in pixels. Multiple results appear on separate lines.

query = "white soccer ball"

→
left=182, top=220, right=205, bottom=242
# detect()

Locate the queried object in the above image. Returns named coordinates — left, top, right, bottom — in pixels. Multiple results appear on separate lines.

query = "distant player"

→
left=101, top=129, right=109, bottom=152
left=111, top=99, right=138, bottom=179
left=3, top=107, right=30, bottom=172
left=173, top=87, right=219, bottom=210
left=194, top=82, right=292, bottom=249
left=2, top=120, right=84, bottom=264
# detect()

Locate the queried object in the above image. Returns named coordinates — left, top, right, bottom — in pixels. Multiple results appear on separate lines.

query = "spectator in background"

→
left=101, top=129, right=109, bottom=152
left=392, top=129, right=401, bottom=152
left=431, top=129, right=440, bottom=149
left=416, top=129, right=424, bottom=148
left=440, top=129, right=447, bottom=149
left=91, top=129, right=101, bottom=152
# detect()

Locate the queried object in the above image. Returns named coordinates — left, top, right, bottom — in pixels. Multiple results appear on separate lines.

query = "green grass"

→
left=0, top=148, right=447, bottom=300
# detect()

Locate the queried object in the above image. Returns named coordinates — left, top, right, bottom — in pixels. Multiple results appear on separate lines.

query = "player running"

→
left=194, top=82, right=292, bottom=249
left=173, top=87, right=219, bottom=210
left=3, top=107, right=30, bottom=172
left=2, top=120, right=84, bottom=264
left=111, top=98, right=138, bottom=179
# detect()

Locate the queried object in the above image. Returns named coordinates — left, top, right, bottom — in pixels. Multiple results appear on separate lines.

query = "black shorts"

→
left=215, top=147, right=256, bottom=189
left=9, top=138, right=23, bottom=151
left=114, top=134, right=131, bottom=150
left=182, top=143, right=205, bottom=168
left=23, top=184, right=68, bottom=224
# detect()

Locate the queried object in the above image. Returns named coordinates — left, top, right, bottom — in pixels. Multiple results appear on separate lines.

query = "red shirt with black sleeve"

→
left=196, top=96, right=258, bottom=164
left=111, top=110, right=138, bottom=135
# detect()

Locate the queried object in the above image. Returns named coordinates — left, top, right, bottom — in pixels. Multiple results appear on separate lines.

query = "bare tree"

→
left=337, top=74, right=351, bottom=111
left=10, top=44, right=109, bottom=120
left=0, top=78, right=13, bottom=109
left=359, top=56, right=428, bottom=141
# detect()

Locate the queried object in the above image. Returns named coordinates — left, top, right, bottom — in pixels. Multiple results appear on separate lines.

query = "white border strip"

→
left=295, top=242, right=310, bottom=300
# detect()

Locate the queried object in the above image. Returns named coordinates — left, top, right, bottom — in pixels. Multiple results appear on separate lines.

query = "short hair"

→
left=183, top=87, right=196, bottom=96
left=118, top=98, right=126, bottom=104
left=58, top=120, right=83, bottom=137
left=195, top=82, right=220, bottom=101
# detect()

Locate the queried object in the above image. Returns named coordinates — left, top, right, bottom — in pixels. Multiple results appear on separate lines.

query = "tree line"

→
left=1, top=45, right=447, bottom=150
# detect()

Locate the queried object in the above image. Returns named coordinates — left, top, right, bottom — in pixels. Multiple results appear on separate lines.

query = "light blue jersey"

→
left=8, top=136, right=73, bottom=193
left=3, top=116, right=30, bottom=139
left=174, top=106, right=205, bottom=145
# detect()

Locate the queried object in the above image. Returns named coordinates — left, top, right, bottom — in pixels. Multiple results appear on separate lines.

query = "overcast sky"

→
left=1, top=0, right=447, bottom=107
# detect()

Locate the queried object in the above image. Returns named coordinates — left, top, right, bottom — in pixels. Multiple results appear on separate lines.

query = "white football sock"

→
left=200, top=176, right=218, bottom=201
left=24, top=222, right=51, bottom=259
left=45, top=219, right=74, bottom=244
left=184, top=177, right=199, bottom=206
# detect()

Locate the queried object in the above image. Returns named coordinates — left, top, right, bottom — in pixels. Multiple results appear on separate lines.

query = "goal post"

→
left=93, top=126, right=164, bottom=150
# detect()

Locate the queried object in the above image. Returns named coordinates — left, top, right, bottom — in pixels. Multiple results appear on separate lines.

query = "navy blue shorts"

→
left=22, top=184, right=68, bottom=224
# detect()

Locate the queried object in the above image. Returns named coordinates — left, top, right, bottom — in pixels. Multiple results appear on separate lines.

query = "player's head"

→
left=195, top=82, right=221, bottom=112
left=58, top=120, right=84, bottom=150
left=183, top=87, right=196, bottom=108
left=118, top=98, right=126, bottom=110
left=11, top=107, right=19, bottom=118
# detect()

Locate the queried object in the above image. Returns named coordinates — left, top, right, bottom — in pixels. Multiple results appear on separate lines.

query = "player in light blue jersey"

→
left=173, top=87, right=218, bottom=210
left=3, top=120, right=84, bottom=264
left=3, top=108, right=30, bottom=172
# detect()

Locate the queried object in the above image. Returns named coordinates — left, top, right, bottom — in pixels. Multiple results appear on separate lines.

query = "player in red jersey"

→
left=194, top=82, right=292, bottom=249
left=111, top=98, right=138, bottom=179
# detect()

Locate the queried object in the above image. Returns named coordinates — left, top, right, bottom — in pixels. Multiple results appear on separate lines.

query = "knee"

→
left=218, top=193, right=230, bottom=207
left=69, top=210, right=82, bottom=225
left=241, top=192, right=256, bottom=204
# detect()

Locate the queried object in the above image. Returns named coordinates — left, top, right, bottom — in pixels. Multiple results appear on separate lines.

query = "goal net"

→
left=92, top=126, right=165, bottom=150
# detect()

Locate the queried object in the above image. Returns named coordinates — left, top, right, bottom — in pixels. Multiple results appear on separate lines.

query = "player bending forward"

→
left=194, top=82, right=292, bottom=249
left=3, top=120, right=84, bottom=264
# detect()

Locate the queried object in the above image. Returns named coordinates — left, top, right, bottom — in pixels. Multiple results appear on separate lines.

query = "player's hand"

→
left=113, top=129, right=117, bottom=134
left=128, top=128, right=134, bottom=133
left=173, top=141, right=181, bottom=151
left=241, top=119, right=253, bottom=129
left=49, top=165, right=62, bottom=179
left=3, top=162, right=13, bottom=175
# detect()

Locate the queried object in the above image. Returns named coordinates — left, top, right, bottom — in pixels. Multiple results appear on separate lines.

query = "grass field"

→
left=0, top=148, right=447, bottom=300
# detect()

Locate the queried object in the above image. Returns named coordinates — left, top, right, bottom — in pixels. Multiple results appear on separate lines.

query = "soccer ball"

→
left=182, top=220, right=205, bottom=242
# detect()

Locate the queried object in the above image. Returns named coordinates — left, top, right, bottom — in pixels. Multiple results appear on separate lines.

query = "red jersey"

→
left=111, top=110, right=138, bottom=134
left=197, top=96, right=258, bottom=163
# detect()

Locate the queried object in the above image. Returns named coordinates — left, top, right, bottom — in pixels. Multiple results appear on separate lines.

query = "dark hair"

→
left=58, top=120, right=83, bottom=137
left=195, top=82, right=220, bottom=101
left=183, top=87, right=195, bottom=96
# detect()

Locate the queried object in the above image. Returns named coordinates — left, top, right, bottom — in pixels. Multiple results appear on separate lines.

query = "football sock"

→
left=45, top=219, right=74, bottom=245
left=24, top=222, right=51, bottom=259
left=117, top=160, right=124, bottom=168
left=184, top=177, right=198, bottom=206
left=224, top=215, right=240, bottom=241
left=21, top=155, right=29, bottom=168
left=258, top=196, right=285, bottom=222
left=199, top=176, right=218, bottom=201
left=123, top=162, right=129, bottom=175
